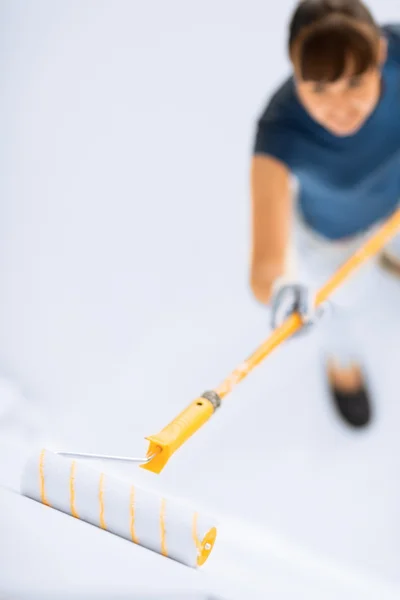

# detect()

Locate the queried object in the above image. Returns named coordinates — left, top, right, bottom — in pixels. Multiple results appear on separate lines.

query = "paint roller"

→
left=19, top=206, right=400, bottom=567
left=21, top=448, right=217, bottom=567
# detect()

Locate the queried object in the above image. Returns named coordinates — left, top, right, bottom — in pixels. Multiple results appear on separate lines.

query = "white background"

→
left=1, top=1, right=400, bottom=598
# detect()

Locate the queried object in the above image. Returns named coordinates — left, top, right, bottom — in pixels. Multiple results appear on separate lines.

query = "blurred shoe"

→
left=326, top=359, right=372, bottom=427
left=379, top=250, right=400, bottom=279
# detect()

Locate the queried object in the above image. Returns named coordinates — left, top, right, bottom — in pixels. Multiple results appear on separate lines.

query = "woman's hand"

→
left=270, top=279, right=325, bottom=333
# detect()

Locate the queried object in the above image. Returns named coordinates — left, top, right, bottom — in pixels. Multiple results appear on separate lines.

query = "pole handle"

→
left=144, top=207, right=400, bottom=472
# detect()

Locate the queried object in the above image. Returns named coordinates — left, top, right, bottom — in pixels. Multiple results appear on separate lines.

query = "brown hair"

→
left=288, top=0, right=381, bottom=82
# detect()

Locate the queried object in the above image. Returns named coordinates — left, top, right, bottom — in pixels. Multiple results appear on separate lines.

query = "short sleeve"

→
left=383, top=23, right=400, bottom=65
left=253, top=121, right=294, bottom=170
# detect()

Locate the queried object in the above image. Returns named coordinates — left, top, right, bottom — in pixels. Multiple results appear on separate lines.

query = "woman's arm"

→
left=250, top=154, right=294, bottom=304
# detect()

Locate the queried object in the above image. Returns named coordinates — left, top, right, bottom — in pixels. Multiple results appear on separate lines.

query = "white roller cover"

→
left=20, top=449, right=217, bottom=568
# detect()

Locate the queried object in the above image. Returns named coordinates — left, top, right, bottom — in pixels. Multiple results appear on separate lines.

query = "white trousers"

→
left=285, top=195, right=400, bottom=364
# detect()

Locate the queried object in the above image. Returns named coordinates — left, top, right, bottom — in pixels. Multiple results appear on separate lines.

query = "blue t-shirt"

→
left=253, top=24, right=400, bottom=240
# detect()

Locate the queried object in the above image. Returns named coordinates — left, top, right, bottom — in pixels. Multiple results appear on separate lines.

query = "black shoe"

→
left=327, top=367, right=372, bottom=428
left=379, top=250, right=400, bottom=279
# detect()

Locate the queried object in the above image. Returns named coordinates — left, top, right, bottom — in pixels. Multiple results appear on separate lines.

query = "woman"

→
left=250, top=0, right=400, bottom=427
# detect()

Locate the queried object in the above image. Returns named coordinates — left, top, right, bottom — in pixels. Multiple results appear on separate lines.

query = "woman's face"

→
left=293, top=39, right=387, bottom=137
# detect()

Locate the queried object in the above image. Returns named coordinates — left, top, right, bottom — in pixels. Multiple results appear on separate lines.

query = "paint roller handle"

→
left=216, top=206, right=400, bottom=398
left=141, top=396, right=216, bottom=473
left=144, top=207, right=400, bottom=473
left=316, top=207, right=400, bottom=305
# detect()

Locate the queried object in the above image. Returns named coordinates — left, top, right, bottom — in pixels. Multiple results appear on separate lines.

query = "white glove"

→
left=270, top=278, right=325, bottom=333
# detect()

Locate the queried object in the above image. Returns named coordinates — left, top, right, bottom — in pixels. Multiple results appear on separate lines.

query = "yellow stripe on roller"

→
left=160, top=498, right=168, bottom=557
left=192, top=512, right=201, bottom=551
left=129, top=485, right=139, bottom=545
left=69, top=460, right=79, bottom=519
left=39, top=449, right=51, bottom=507
left=99, top=473, right=107, bottom=530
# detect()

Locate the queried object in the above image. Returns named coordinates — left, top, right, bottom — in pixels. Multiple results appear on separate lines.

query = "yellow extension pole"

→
left=142, top=207, right=400, bottom=474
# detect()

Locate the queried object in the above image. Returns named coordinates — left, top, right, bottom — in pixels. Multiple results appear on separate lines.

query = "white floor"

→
left=1, top=261, right=400, bottom=599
